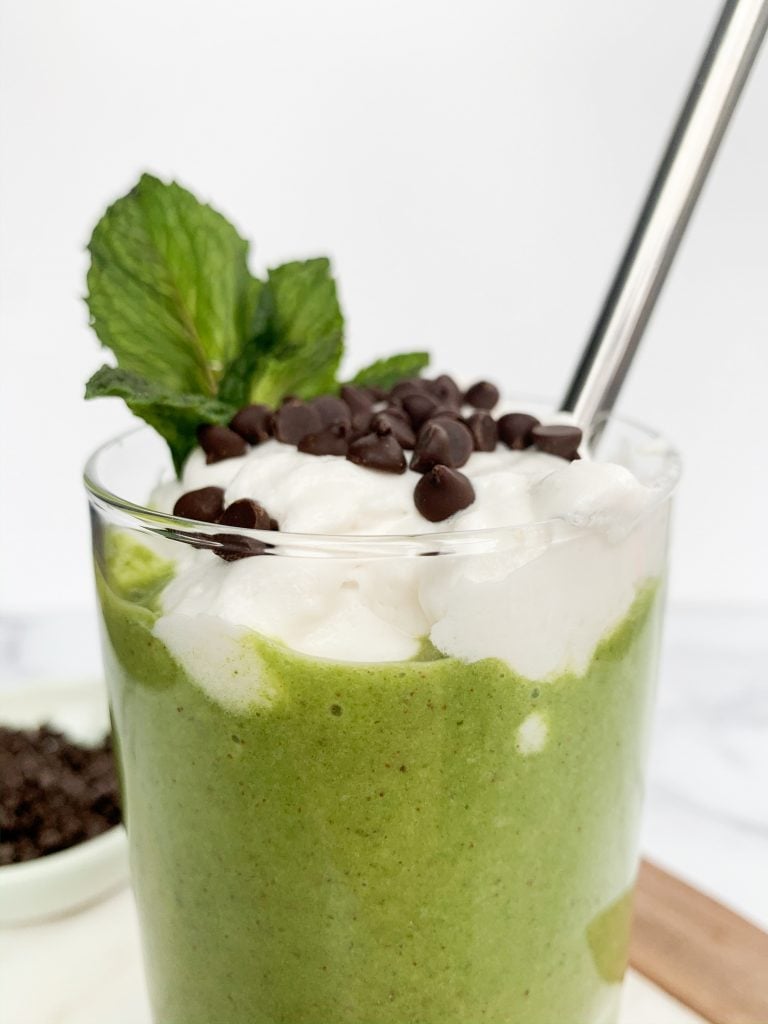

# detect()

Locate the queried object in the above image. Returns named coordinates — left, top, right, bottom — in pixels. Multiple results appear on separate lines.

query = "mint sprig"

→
left=85, top=366, right=235, bottom=473
left=350, top=352, right=430, bottom=391
left=85, top=174, right=429, bottom=474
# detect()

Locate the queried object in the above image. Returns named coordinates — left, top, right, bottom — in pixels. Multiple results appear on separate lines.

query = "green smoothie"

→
left=97, top=538, right=663, bottom=1024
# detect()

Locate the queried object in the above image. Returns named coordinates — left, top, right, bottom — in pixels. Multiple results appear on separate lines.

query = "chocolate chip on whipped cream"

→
left=426, top=373, right=463, bottom=408
left=311, top=396, right=352, bottom=430
left=272, top=401, right=323, bottom=445
left=213, top=500, right=277, bottom=562
left=497, top=412, right=540, bottom=451
left=197, top=425, right=248, bottom=464
left=219, top=499, right=273, bottom=531
left=340, top=385, right=374, bottom=430
left=347, top=431, right=407, bottom=474
left=414, top=465, right=476, bottom=522
left=298, top=423, right=350, bottom=457
left=463, top=380, right=499, bottom=410
left=173, top=486, right=226, bottom=523
left=465, top=411, right=498, bottom=452
left=531, top=424, right=582, bottom=460
left=229, top=404, right=273, bottom=445
left=401, top=392, right=439, bottom=428
left=370, top=410, right=416, bottom=450
left=410, top=418, right=474, bottom=473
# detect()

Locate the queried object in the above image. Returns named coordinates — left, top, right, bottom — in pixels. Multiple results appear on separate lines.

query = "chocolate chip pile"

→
left=174, top=375, right=583, bottom=550
left=0, top=725, right=121, bottom=865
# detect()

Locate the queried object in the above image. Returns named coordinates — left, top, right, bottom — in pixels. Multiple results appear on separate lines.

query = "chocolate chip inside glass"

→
left=84, top=176, right=678, bottom=1023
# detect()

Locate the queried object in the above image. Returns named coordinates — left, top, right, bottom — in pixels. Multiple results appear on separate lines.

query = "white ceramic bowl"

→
left=0, top=679, right=129, bottom=926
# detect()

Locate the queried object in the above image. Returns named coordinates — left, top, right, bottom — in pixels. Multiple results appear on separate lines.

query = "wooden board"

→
left=630, top=860, right=768, bottom=1024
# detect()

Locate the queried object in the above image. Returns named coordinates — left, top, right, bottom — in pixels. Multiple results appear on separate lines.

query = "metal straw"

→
left=561, top=0, right=768, bottom=429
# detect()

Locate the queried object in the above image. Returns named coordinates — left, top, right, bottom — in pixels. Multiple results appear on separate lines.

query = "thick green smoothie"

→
left=97, top=540, right=662, bottom=1024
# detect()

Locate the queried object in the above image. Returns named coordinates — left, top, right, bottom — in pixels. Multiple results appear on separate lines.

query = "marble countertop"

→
left=1, top=602, right=766, bottom=1023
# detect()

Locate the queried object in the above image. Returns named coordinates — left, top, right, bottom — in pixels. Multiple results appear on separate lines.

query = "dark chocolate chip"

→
left=310, top=395, right=352, bottom=430
left=531, top=424, right=583, bottom=460
left=213, top=499, right=274, bottom=560
left=298, top=423, right=350, bottom=456
left=464, top=380, right=500, bottom=410
left=370, top=411, right=416, bottom=450
left=229, top=404, right=273, bottom=445
left=390, top=378, right=430, bottom=404
left=213, top=535, right=269, bottom=562
left=410, top=418, right=474, bottom=473
left=272, top=402, right=323, bottom=445
left=497, top=412, right=541, bottom=450
left=414, top=465, right=475, bottom=522
left=219, top=499, right=273, bottom=531
left=197, top=425, right=248, bottom=464
left=401, top=392, right=439, bottom=428
left=347, top=432, right=407, bottom=474
left=340, top=385, right=375, bottom=430
left=465, top=411, right=499, bottom=452
left=173, top=486, right=226, bottom=523
left=425, top=374, right=462, bottom=408
left=430, top=406, right=464, bottom=421
left=365, top=386, right=388, bottom=402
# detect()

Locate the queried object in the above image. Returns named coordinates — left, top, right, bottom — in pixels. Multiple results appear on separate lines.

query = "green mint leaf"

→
left=350, top=351, right=430, bottom=390
left=85, top=365, right=235, bottom=473
left=246, top=259, right=344, bottom=406
left=216, top=278, right=273, bottom=407
left=86, top=173, right=257, bottom=397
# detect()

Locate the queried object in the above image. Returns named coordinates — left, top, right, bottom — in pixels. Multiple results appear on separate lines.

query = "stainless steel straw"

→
left=561, top=0, right=768, bottom=428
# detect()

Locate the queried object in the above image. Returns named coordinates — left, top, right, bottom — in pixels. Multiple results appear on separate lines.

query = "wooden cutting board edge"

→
left=629, top=859, right=768, bottom=1024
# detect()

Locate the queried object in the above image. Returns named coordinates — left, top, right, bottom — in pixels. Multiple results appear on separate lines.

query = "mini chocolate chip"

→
left=464, top=380, right=500, bottom=410
left=390, top=378, right=429, bottom=404
left=197, top=425, right=248, bottom=464
left=411, top=418, right=473, bottom=473
left=401, top=392, right=439, bottom=428
left=531, top=424, right=583, bottom=460
left=381, top=404, right=412, bottom=424
left=465, top=411, right=498, bottom=451
left=365, top=386, right=388, bottom=402
left=310, top=395, right=352, bottom=430
left=229, top=404, right=273, bottom=445
left=213, top=535, right=269, bottom=562
left=298, top=423, right=350, bottom=456
left=347, top=432, right=407, bottom=474
left=426, top=374, right=462, bottom=407
left=214, top=501, right=274, bottom=559
left=340, top=385, right=374, bottom=430
left=497, top=412, right=541, bottom=450
left=430, top=406, right=464, bottom=421
left=219, top=499, right=272, bottom=530
left=371, top=411, right=416, bottom=449
left=272, top=402, right=323, bottom=445
left=173, top=486, right=226, bottom=523
left=414, top=465, right=475, bottom=522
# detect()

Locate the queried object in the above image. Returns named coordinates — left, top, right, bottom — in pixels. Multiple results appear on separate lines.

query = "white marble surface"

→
left=1, top=602, right=766, bottom=1023
left=0, top=885, right=708, bottom=1024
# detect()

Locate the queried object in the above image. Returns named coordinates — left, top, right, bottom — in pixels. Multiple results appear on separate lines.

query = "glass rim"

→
left=83, top=413, right=681, bottom=558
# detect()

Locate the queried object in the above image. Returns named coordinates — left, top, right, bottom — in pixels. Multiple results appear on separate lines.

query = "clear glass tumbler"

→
left=85, top=413, right=679, bottom=1024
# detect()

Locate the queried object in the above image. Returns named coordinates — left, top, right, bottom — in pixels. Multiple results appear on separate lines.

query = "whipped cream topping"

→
left=147, top=403, right=672, bottom=708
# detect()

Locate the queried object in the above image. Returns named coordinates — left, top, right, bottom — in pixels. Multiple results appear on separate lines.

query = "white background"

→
left=1, top=0, right=766, bottom=615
